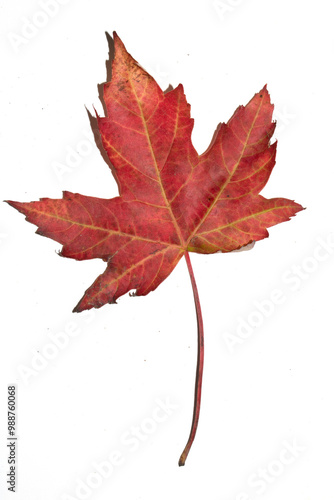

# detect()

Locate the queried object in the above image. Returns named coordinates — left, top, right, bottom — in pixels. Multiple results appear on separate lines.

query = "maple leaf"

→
left=6, top=32, right=303, bottom=465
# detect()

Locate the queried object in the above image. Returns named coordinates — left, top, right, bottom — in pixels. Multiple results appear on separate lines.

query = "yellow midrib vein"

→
left=29, top=207, right=182, bottom=249
left=126, top=66, right=186, bottom=248
left=90, top=245, right=183, bottom=299
left=185, top=98, right=265, bottom=247
left=197, top=201, right=291, bottom=237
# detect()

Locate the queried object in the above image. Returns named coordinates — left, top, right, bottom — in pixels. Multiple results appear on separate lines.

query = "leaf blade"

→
left=7, top=35, right=303, bottom=309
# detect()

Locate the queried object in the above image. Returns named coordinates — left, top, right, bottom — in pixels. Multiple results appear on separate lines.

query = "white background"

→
left=1, top=0, right=333, bottom=498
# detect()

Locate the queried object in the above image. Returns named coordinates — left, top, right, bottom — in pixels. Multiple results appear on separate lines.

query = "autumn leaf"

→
left=6, top=32, right=303, bottom=465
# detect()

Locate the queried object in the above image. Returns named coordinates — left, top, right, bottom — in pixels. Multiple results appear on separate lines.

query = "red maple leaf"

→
left=7, top=32, right=303, bottom=465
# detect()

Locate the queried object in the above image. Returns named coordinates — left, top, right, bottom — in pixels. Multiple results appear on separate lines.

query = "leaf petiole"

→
left=178, top=250, right=204, bottom=466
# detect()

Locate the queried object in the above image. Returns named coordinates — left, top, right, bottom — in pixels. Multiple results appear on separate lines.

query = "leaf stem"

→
left=178, top=250, right=204, bottom=466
